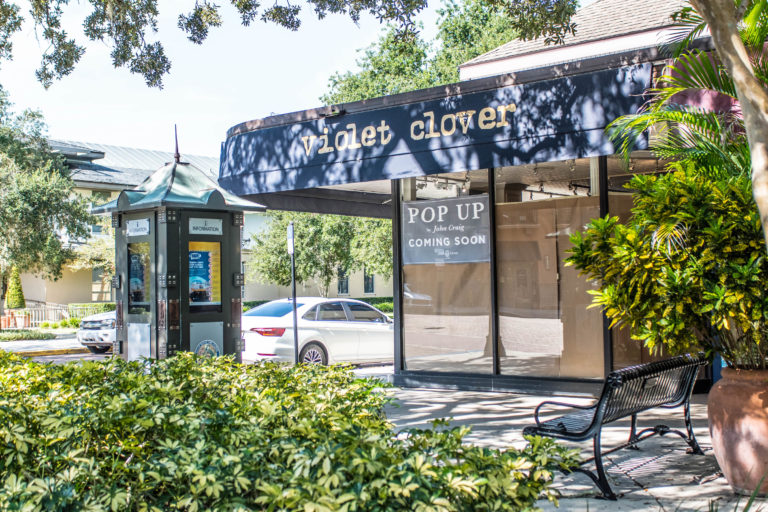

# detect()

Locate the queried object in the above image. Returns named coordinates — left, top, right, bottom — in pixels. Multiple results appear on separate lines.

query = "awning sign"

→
left=402, top=196, right=490, bottom=265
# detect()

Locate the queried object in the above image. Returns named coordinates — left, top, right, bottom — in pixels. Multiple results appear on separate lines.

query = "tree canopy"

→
left=321, top=0, right=517, bottom=104
left=0, top=88, right=92, bottom=298
left=0, top=0, right=577, bottom=88
left=246, top=211, right=391, bottom=297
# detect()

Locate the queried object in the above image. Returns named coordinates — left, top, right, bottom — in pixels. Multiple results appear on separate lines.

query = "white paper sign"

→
left=189, top=218, right=223, bottom=236
left=126, top=219, right=150, bottom=237
left=127, top=323, right=151, bottom=361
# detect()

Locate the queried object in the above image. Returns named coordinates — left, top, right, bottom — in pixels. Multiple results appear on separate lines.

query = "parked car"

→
left=76, top=311, right=116, bottom=354
left=242, top=297, right=393, bottom=365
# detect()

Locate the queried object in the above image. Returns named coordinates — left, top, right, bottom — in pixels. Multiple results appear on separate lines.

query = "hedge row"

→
left=0, top=352, right=576, bottom=511
left=0, top=330, right=56, bottom=342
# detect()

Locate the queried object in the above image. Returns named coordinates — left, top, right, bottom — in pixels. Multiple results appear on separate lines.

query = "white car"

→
left=242, top=297, right=393, bottom=365
left=76, top=311, right=116, bottom=354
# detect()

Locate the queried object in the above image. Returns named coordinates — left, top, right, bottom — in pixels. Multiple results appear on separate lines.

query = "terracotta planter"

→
left=708, top=368, right=768, bottom=496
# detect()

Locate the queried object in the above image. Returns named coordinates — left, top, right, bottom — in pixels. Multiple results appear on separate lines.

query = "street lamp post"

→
left=287, top=221, right=299, bottom=363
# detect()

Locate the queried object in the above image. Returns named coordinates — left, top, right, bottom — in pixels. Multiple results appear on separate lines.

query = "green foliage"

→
left=567, top=165, right=768, bottom=370
left=0, top=329, right=55, bottom=341
left=67, top=302, right=117, bottom=316
left=0, top=0, right=579, bottom=88
left=353, top=296, right=394, bottom=312
left=58, top=318, right=69, bottom=328
left=322, top=0, right=518, bottom=104
left=40, top=321, right=50, bottom=328
left=0, top=89, right=92, bottom=293
left=0, top=351, right=576, bottom=510
left=49, top=322, right=59, bottom=329
left=4, top=267, right=24, bottom=309
left=247, top=211, right=392, bottom=297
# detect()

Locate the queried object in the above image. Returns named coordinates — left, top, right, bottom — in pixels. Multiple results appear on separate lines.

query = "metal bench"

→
left=522, top=353, right=707, bottom=499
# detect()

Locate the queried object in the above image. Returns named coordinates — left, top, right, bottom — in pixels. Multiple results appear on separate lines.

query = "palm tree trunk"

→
left=691, top=0, right=768, bottom=249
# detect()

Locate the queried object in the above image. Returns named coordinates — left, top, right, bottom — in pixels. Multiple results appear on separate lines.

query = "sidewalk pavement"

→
left=0, top=332, right=87, bottom=356
left=383, top=387, right=765, bottom=512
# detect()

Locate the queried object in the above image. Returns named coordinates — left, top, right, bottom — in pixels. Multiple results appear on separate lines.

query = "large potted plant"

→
left=569, top=4, right=768, bottom=494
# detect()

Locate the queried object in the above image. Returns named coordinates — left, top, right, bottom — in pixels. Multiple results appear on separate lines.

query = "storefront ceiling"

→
left=219, top=64, right=652, bottom=200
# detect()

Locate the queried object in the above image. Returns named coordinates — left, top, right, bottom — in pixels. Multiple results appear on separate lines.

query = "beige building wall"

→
left=21, top=269, right=93, bottom=305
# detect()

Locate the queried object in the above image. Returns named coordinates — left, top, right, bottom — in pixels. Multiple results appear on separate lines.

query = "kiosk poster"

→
left=188, top=241, right=222, bottom=306
left=128, top=242, right=151, bottom=311
left=401, top=196, right=490, bottom=265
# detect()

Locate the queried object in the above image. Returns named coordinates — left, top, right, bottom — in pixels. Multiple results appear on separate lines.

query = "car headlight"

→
left=101, top=319, right=116, bottom=329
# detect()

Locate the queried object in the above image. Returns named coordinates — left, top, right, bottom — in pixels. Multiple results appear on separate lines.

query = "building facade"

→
left=217, top=0, right=705, bottom=393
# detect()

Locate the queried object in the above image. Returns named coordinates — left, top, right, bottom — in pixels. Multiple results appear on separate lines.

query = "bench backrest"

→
left=596, top=353, right=705, bottom=425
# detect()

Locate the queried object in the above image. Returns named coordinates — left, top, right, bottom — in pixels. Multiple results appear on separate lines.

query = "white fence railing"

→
left=2, top=303, right=113, bottom=328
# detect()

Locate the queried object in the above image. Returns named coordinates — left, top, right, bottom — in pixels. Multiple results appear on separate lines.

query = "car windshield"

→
left=243, top=301, right=304, bottom=317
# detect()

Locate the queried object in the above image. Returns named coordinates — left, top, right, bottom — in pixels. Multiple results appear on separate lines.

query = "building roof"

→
left=461, top=0, right=687, bottom=68
left=49, top=140, right=219, bottom=188
left=92, top=160, right=265, bottom=214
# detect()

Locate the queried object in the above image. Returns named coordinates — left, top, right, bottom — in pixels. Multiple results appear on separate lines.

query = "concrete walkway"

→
left=384, top=387, right=764, bottom=512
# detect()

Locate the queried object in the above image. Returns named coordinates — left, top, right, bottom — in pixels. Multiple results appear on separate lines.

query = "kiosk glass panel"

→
left=400, top=170, right=492, bottom=373
left=189, top=241, right=222, bottom=312
left=128, top=242, right=151, bottom=313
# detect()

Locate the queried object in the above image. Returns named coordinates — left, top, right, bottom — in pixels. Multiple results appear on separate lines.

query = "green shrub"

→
left=0, top=330, right=55, bottom=341
left=58, top=318, right=69, bottom=328
left=5, top=267, right=25, bottom=309
left=67, top=302, right=116, bottom=317
left=49, top=322, right=59, bottom=329
left=68, top=318, right=80, bottom=328
left=40, top=321, right=50, bottom=329
left=242, top=299, right=269, bottom=312
left=0, top=352, right=576, bottom=510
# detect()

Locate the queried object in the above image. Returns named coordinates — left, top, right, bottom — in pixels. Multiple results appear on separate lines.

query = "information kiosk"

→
left=94, top=156, right=265, bottom=362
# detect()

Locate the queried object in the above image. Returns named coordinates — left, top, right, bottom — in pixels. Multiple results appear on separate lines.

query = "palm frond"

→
left=742, top=0, right=768, bottom=50
left=650, top=51, right=737, bottom=107
left=651, top=220, right=689, bottom=255
left=660, top=4, right=708, bottom=59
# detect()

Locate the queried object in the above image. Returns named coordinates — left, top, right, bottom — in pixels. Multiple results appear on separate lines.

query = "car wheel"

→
left=299, top=342, right=327, bottom=365
left=87, top=346, right=111, bottom=354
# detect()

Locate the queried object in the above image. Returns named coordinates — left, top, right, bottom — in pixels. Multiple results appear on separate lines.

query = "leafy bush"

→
left=4, top=267, right=25, bottom=309
left=68, top=318, right=81, bottom=328
left=0, top=352, right=576, bottom=510
left=40, top=321, right=50, bottom=329
left=58, top=318, right=69, bottom=328
left=49, top=322, right=59, bottom=329
left=0, top=330, right=55, bottom=341
left=242, top=299, right=269, bottom=312
left=67, top=302, right=116, bottom=317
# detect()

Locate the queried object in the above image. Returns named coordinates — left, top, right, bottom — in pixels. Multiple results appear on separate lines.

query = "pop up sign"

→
left=401, top=196, right=490, bottom=265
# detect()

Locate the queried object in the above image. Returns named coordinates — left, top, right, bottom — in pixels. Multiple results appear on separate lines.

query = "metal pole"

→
left=287, top=221, right=299, bottom=363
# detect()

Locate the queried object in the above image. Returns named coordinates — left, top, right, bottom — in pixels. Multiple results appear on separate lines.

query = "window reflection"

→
left=401, top=170, right=492, bottom=373
left=494, top=162, right=604, bottom=378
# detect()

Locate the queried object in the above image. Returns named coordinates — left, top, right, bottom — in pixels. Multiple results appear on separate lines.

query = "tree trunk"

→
left=691, top=0, right=768, bottom=250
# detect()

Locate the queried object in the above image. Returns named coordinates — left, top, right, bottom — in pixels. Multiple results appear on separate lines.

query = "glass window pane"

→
left=244, top=301, right=304, bottom=317
left=128, top=242, right=150, bottom=314
left=494, top=162, right=604, bottom=378
left=318, top=302, right=348, bottom=321
left=302, top=306, right=317, bottom=321
left=400, top=170, right=492, bottom=373
left=349, top=303, right=384, bottom=322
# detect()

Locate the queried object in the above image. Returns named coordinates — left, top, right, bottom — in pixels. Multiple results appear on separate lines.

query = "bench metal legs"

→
left=569, top=401, right=703, bottom=500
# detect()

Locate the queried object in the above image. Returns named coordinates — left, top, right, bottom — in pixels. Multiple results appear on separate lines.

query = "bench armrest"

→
left=533, top=400, right=596, bottom=426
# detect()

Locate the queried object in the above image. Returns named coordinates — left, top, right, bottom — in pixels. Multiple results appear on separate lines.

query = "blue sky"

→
left=0, top=0, right=595, bottom=158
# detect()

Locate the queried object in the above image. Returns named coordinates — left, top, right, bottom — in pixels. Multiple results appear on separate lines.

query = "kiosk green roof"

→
left=92, top=160, right=266, bottom=214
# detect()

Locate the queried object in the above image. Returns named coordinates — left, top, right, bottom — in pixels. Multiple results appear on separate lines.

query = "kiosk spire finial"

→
left=174, top=125, right=181, bottom=163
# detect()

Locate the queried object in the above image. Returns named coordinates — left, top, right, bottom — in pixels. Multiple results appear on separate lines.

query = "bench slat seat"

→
left=523, top=353, right=707, bottom=500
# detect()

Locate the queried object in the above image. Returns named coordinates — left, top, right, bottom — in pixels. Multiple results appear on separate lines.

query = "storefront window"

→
left=400, top=170, right=492, bottom=373
left=494, top=161, right=604, bottom=378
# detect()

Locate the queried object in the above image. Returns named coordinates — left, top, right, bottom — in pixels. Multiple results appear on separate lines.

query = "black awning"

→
left=219, top=64, right=651, bottom=197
